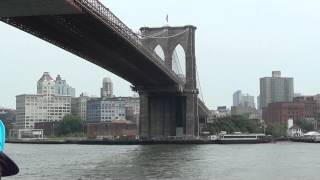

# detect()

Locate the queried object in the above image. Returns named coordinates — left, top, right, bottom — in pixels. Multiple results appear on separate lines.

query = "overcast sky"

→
left=1, top=0, right=320, bottom=109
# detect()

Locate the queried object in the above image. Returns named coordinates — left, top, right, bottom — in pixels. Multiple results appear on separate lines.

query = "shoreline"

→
left=6, top=138, right=282, bottom=145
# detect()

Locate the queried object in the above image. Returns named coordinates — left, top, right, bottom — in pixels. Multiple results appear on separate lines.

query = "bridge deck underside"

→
left=1, top=13, right=177, bottom=87
left=0, top=0, right=81, bottom=17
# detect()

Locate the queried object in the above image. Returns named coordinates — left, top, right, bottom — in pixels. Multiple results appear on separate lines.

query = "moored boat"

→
left=290, top=131, right=320, bottom=143
left=217, top=133, right=271, bottom=144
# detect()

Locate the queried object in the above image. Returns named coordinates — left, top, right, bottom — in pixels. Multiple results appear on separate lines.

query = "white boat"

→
left=218, top=133, right=270, bottom=144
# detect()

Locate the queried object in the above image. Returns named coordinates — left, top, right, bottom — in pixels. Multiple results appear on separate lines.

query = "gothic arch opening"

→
left=172, top=44, right=186, bottom=81
left=153, top=45, right=165, bottom=61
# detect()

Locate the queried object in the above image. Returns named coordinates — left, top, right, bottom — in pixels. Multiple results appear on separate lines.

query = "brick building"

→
left=86, top=120, right=137, bottom=139
left=293, top=96, right=320, bottom=119
left=262, top=102, right=305, bottom=125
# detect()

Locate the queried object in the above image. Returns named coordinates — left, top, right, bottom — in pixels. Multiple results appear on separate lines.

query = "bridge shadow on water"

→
left=83, top=145, right=202, bottom=180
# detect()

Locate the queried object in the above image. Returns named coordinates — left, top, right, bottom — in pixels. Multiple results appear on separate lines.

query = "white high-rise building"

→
left=233, top=90, right=255, bottom=109
left=242, top=94, right=255, bottom=108
left=100, top=77, right=113, bottom=98
left=233, top=90, right=242, bottom=106
left=260, top=71, right=294, bottom=109
left=37, top=72, right=56, bottom=96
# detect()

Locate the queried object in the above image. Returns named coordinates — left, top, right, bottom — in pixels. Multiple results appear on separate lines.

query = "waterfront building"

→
left=287, top=119, right=303, bottom=137
left=55, top=75, right=76, bottom=97
left=100, top=77, right=113, bottom=98
left=16, top=94, right=71, bottom=129
left=86, top=96, right=140, bottom=123
left=86, top=120, right=137, bottom=139
left=288, top=126, right=303, bottom=137
left=293, top=96, right=319, bottom=119
left=86, top=98, right=126, bottom=122
left=71, top=93, right=90, bottom=121
left=259, top=71, right=294, bottom=109
left=262, top=102, right=304, bottom=125
left=86, top=97, right=140, bottom=123
left=293, top=95, right=320, bottom=129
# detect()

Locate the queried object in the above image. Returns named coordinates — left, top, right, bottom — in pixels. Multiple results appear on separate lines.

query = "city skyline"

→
left=2, top=0, right=320, bottom=109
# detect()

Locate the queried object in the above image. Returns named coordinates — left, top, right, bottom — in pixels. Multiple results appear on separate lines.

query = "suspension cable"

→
left=173, top=49, right=184, bottom=79
left=196, top=64, right=205, bottom=103
left=137, top=29, right=188, bottom=39
left=137, top=29, right=167, bottom=38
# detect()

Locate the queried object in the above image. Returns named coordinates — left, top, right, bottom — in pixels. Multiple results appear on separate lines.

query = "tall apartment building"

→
left=260, top=71, right=294, bottom=109
left=15, top=72, right=72, bottom=129
left=100, top=77, right=113, bottom=98
left=242, top=94, right=255, bottom=108
left=233, top=90, right=255, bottom=108
left=233, top=90, right=242, bottom=107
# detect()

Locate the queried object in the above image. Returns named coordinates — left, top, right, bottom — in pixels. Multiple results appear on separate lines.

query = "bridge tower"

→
left=138, top=26, right=199, bottom=139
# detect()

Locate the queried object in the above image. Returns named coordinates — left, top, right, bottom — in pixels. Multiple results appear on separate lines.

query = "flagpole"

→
left=166, top=14, right=169, bottom=26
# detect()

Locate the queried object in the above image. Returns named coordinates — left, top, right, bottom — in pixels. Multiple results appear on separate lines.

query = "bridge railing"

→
left=74, top=0, right=183, bottom=84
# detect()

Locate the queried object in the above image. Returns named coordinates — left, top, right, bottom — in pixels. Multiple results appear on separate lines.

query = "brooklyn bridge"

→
left=0, top=0, right=210, bottom=139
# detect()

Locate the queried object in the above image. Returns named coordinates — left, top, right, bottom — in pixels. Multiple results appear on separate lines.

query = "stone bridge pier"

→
left=137, top=26, right=199, bottom=139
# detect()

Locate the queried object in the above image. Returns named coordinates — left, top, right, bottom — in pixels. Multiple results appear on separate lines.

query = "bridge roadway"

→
left=0, top=0, right=209, bottom=137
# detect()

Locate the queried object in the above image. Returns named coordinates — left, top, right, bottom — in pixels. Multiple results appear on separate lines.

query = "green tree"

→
left=56, top=114, right=84, bottom=136
left=265, top=124, right=287, bottom=137
left=207, top=115, right=263, bottom=134
left=295, top=119, right=314, bottom=132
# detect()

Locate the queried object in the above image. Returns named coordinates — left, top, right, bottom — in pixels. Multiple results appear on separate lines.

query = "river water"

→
left=3, top=142, right=320, bottom=180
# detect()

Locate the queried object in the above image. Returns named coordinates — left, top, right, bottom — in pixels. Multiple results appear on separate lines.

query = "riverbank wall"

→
left=6, top=138, right=279, bottom=145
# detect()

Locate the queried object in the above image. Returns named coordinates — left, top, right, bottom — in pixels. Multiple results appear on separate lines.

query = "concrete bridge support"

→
left=139, top=93, right=187, bottom=138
